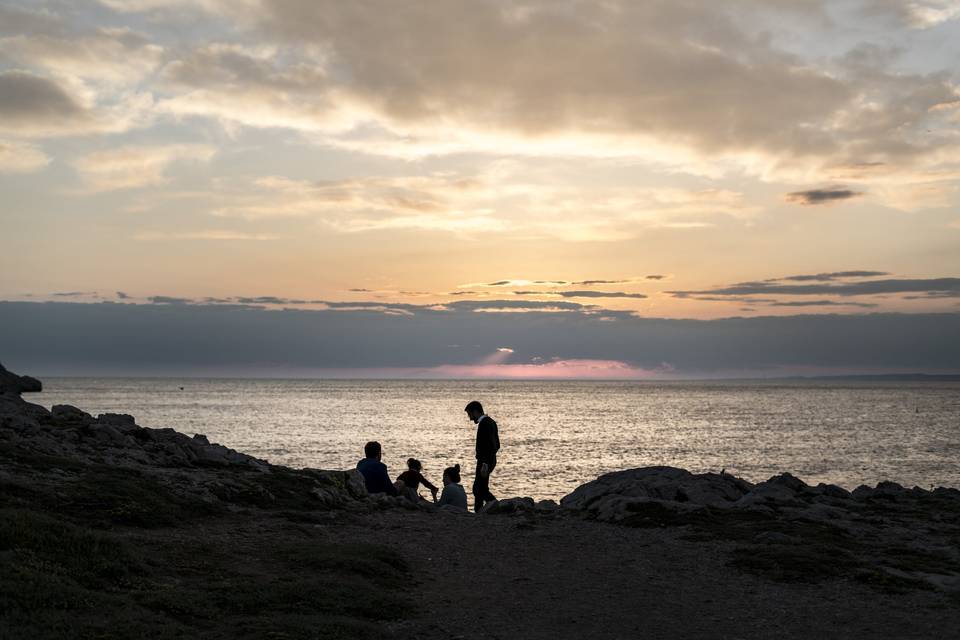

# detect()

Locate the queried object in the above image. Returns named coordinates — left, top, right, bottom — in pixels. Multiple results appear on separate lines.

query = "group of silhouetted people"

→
left=356, top=400, right=500, bottom=513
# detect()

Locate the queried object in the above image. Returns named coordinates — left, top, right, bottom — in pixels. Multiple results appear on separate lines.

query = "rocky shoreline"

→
left=3, top=361, right=959, bottom=639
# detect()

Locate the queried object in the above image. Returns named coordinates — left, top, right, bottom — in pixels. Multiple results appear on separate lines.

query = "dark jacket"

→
left=356, top=457, right=398, bottom=496
left=475, top=416, right=500, bottom=463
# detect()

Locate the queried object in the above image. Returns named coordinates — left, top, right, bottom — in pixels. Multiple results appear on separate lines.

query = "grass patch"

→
left=1, top=504, right=412, bottom=639
left=729, top=544, right=861, bottom=583
left=60, top=466, right=223, bottom=528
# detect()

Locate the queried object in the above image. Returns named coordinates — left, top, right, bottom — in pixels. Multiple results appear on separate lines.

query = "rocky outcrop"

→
left=561, top=466, right=752, bottom=516
left=559, top=465, right=960, bottom=592
left=0, top=360, right=41, bottom=394
left=0, top=362, right=368, bottom=515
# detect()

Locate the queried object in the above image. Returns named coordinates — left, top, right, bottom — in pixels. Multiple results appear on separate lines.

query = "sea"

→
left=27, top=377, right=960, bottom=501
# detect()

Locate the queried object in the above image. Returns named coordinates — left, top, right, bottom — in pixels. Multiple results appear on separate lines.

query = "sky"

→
left=1, top=0, right=959, bottom=377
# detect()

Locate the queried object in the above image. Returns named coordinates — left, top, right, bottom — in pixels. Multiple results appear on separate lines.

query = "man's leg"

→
left=472, top=462, right=489, bottom=512
left=482, top=461, right=496, bottom=503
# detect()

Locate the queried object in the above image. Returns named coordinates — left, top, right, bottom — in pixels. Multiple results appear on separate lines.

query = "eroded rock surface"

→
left=0, top=361, right=369, bottom=517
left=559, top=464, right=960, bottom=592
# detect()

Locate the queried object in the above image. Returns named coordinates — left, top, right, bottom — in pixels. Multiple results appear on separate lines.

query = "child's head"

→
left=407, top=458, right=422, bottom=472
left=442, top=464, right=461, bottom=485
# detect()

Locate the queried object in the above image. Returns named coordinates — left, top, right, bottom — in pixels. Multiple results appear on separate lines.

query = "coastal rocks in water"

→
left=0, top=360, right=42, bottom=394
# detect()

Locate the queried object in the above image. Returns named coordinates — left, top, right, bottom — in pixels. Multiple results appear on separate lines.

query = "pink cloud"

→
left=424, top=359, right=658, bottom=379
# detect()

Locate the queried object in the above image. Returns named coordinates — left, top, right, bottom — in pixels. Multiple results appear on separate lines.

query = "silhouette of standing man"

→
left=465, top=400, right=500, bottom=512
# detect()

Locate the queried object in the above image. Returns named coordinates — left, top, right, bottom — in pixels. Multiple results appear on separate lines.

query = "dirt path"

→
left=322, top=509, right=958, bottom=640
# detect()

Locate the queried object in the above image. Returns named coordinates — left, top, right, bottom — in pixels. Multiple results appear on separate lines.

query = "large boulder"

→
left=561, top=466, right=753, bottom=511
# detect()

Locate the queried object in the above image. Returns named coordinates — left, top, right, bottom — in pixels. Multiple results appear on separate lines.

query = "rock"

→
left=192, top=433, right=210, bottom=445
left=52, top=404, right=94, bottom=423
left=344, top=470, right=368, bottom=498
left=812, top=483, right=852, bottom=500
left=561, top=466, right=752, bottom=511
left=482, top=497, right=535, bottom=514
left=85, top=423, right=128, bottom=447
left=873, top=481, right=906, bottom=498
left=16, top=375, right=42, bottom=393
left=0, top=361, right=42, bottom=394
left=734, top=480, right=803, bottom=509
left=753, top=531, right=801, bottom=545
left=765, top=472, right=809, bottom=492
left=535, top=499, right=559, bottom=512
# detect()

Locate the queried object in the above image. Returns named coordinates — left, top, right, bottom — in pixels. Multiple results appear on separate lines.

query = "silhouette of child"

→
left=396, top=458, right=439, bottom=503
left=437, top=464, right=468, bottom=510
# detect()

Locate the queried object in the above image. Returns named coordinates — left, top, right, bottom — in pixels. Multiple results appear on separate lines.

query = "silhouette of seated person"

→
left=396, top=457, right=439, bottom=503
left=437, top=463, right=468, bottom=510
left=356, top=441, right=399, bottom=496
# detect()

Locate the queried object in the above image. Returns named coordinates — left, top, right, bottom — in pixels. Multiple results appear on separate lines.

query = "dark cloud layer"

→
left=0, top=71, right=84, bottom=124
left=769, top=300, right=878, bottom=308
left=785, top=186, right=864, bottom=205
left=671, top=277, right=960, bottom=298
left=774, top=271, right=889, bottom=282
left=1, top=302, right=958, bottom=376
left=148, top=296, right=193, bottom=305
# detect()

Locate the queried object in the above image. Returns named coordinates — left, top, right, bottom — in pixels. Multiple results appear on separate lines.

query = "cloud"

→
left=557, top=291, right=647, bottom=300
left=670, top=277, right=960, bottom=298
left=462, top=280, right=570, bottom=288
left=148, top=296, right=194, bottom=304
left=0, top=140, right=49, bottom=173
left=116, top=291, right=130, bottom=299
left=0, top=26, right=164, bottom=86
left=774, top=271, right=889, bottom=282
left=572, top=279, right=629, bottom=286
left=73, top=144, right=216, bottom=191
left=111, top=0, right=958, bottom=191
left=2, top=0, right=956, bottom=198
left=160, top=2, right=853, bottom=161
left=512, top=290, right=648, bottom=300
left=447, top=299, right=590, bottom=312
left=97, top=0, right=237, bottom=13
left=209, top=171, right=746, bottom=239
left=768, top=300, right=879, bottom=308
left=785, top=186, right=864, bottom=205
left=0, top=5, right=65, bottom=37
left=0, top=69, right=153, bottom=138
left=0, top=71, right=86, bottom=134
left=423, top=359, right=659, bottom=380
left=134, top=229, right=278, bottom=241
left=866, top=0, right=960, bottom=28
left=3, top=301, right=959, bottom=376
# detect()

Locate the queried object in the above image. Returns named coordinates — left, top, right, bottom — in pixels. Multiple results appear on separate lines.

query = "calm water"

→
left=27, top=378, right=960, bottom=500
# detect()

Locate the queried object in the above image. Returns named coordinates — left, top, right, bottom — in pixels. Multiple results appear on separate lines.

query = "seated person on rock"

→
left=437, top=463, right=468, bottom=510
left=356, top=441, right=399, bottom=496
left=396, top=457, right=439, bottom=503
